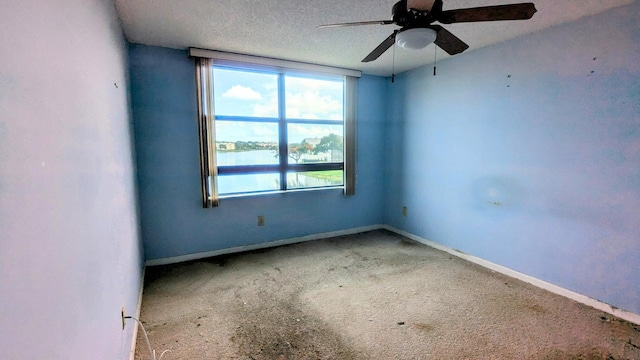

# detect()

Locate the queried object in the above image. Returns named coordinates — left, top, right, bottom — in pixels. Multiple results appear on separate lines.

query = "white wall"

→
left=0, top=1, right=143, bottom=359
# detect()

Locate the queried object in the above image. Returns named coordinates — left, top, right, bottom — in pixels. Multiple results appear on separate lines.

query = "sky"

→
left=213, top=67, right=344, bottom=143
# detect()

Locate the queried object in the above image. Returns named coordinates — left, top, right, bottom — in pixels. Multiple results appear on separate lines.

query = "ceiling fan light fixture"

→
left=396, top=28, right=437, bottom=50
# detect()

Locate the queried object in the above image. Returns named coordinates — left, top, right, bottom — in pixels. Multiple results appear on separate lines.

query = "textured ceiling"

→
left=115, top=0, right=635, bottom=76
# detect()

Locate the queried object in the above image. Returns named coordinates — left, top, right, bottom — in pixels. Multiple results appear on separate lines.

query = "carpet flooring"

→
left=135, top=230, right=640, bottom=359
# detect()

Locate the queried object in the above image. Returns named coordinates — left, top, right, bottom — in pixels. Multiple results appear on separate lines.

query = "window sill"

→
left=218, top=186, right=345, bottom=200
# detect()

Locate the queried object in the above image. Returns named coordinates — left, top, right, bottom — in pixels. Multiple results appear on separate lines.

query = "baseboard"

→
left=383, top=225, right=640, bottom=326
left=145, top=225, right=385, bottom=266
left=142, top=224, right=639, bottom=325
left=129, top=266, right=146, bottom=360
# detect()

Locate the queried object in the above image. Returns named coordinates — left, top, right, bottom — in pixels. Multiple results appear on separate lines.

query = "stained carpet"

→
left=135, top=230, right=640, bottom=359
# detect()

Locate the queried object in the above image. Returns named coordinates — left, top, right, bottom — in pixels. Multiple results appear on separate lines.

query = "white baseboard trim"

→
left=129, top=266, right=145, bottom=360
left=383, top=225, right=640, bottom=326
left=142, top=225, right=639, bottom=325
left=145, top=225, right=385, bottom=266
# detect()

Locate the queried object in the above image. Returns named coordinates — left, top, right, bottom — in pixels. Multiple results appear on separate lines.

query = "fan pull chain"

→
left=392, top=43, right=396, bottom=83
left=433, top=46, right=437, bottom=76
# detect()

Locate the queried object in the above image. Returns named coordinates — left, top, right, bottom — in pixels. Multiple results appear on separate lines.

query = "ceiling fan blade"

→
left=438, top=3, right=537, bottom=24
left=318, top=20, right=394, bottom=29
left=431, top=25, right=469, bottom=55
left=362, top=31, right=398, bottom=63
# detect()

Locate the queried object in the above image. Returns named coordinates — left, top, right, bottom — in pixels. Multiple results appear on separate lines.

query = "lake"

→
left=216, top=150, right=341, bottom=194
left=217, top=149, right=278, bottom=166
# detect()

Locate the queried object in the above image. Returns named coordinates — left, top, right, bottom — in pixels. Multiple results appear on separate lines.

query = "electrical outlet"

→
left=121, top=307, right=126, bottom=330
left=402, top=206, right=408, bottom=217
left=257, top=215, right=265, bottom=226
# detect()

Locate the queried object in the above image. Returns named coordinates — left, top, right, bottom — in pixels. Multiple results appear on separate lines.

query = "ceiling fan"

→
left=319, top=0, right=537, bottom=62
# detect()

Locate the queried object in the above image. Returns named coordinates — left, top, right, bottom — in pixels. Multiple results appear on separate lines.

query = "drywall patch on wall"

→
left=469, top=175, right=526, bottom=210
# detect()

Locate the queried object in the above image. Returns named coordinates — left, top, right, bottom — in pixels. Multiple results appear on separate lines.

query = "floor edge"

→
left=383, top=225, right=640, bottom=326
left=145, top=225, right=385, bottom=266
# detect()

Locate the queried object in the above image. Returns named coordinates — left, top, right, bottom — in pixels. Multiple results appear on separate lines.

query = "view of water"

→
left=216, top=150, right=341, bottom=194
left=217, top=150, right=278, bottom=166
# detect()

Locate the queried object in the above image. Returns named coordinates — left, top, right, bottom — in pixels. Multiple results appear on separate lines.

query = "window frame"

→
left=191, top=49, right=360, bottom=207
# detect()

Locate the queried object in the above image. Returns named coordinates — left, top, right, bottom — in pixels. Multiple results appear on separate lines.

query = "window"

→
left=192, top=49, right=360, bottom=207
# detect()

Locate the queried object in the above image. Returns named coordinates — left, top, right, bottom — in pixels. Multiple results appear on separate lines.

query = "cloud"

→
left=222, top=85, right=262, bottom=100
left=286, top=91, right=343, bottom=120
left=216, top=121, right=278, bottom=142
left=288, top=123, right=342, bottom=143
left=284, top=76, right=344, bottom=120
left=251, top=93, right=278, bottom=117
left=286, top=77, right=343, bottom=92
left=249, top=90, right=343, bottom=120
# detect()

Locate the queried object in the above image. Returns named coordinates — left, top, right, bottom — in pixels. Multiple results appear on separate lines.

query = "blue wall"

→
left=130, top=45, right=387, bottom=261
left=130, top=2, right=640, bottom=316
left=385, top=3, right=640, bottom=314
left=0, top=0, right=143, bottom=358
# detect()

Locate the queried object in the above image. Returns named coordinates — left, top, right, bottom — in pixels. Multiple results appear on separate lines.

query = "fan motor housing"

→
left=392, top=0, right=438, bottom=27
